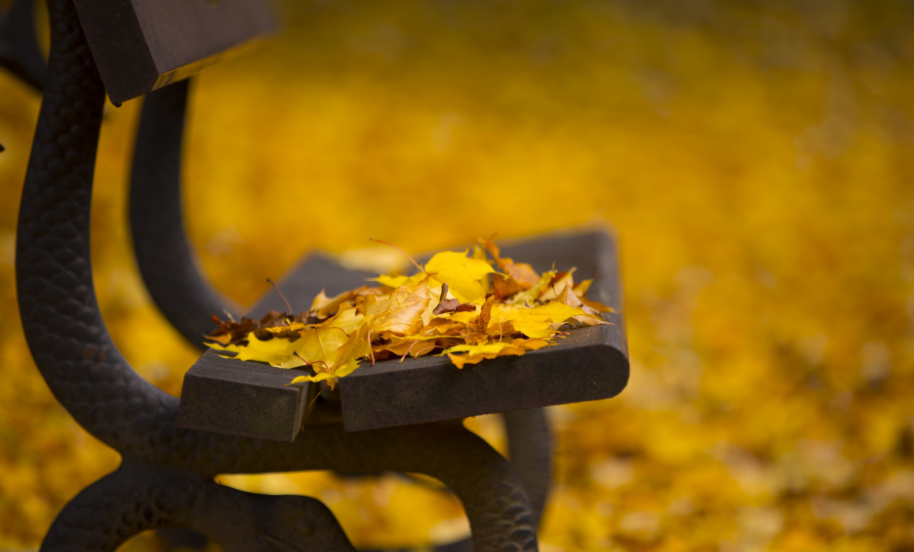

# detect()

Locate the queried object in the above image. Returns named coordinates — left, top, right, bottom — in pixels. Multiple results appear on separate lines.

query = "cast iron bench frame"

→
left=5, top=1, right=629, bottom=549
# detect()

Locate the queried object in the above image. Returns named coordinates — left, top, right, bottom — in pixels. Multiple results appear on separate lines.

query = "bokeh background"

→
left=2, top=0, right=914, bottom=550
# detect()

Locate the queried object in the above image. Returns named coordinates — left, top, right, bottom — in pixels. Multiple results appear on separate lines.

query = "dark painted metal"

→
left=130, top=78, right=241, bottom=341
left=503, top=408, right=552, bottom=526
left=0, top=0, right=47, bottom=91
left=18, top=1, right=537, bottom=549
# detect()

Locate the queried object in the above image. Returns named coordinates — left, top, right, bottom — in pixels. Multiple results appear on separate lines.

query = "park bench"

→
left=5, top=0, right=629, bottom=550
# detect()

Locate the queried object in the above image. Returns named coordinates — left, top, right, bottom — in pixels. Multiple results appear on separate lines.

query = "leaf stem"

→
left=266, top=278, right=294, bottom=314
left=293, top=351, right=328, bottom=372
left=369, top=237, right=425, bottom=274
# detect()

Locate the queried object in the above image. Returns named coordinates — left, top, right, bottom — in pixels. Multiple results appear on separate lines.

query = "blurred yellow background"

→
left=1, top=0, right=913, bottom=550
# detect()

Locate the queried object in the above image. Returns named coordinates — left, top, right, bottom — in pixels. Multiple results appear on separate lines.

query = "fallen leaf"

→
left=443, top=337, right=552, bottom=369
left=444, top=342, right=515, bottom=369
left=462, top=295, right=496, bottom=345
left=509, top=270, right=557, bottom=306
left=493, top=301, right=591, bottom=338
left=207, top=238, right=614, bottom=388
left=424, top=249, right=495, bottom=303
left=310, top=286, right=373, bottom=319
left=433, top=283, right=460, bottom=314
left=374, top=278, right=431, bottom=336
left=481, top=238, right=541, bottom=295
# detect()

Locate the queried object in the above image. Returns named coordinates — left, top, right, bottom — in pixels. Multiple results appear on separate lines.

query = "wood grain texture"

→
left=72, top=0, right=275, bottom=103
left=177, top=351, right=317, bottom=442
left=340, top=318, right=629, bottom=431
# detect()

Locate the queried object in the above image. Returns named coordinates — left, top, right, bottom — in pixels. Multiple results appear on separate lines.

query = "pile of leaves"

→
left=205, top=239, right=611, bottom=388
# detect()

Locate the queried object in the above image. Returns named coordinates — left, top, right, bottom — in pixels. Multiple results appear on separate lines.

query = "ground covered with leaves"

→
left=1, top=0, right=913, bottom=550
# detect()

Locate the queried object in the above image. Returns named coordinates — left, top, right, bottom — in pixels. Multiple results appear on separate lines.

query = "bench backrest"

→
left=73, top=0, right=275, bottom=104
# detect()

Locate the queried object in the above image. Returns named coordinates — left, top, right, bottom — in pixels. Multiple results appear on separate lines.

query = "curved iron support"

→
left=129, top=78, right=239, bottom=342
left=18, top=1, right=537, bottom=549
left=503, top=409, right=552, bottom=525
left=41, top=461, right=355, bottom=552
left=0, top=0, right=46, bottom=92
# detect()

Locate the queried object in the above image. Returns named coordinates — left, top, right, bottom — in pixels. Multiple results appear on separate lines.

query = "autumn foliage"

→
left=206, top=239, right=610, bottom=388
left=1, top=0, right=913, bottom=550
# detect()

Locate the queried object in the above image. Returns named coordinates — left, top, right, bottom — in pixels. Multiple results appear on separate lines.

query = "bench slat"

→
left=177, top=229, right=629, bottom=439
left=73, top=0, right=275, bottom=104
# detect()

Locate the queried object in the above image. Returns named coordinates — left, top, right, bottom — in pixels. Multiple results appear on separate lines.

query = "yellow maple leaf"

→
left=424, top=249, right=495, bottom=303
left=574, top=279, right=592, bottom=296
left=209, top=337, right=302, bottom=368
left=443, top=342, right=514, bottom=369
left=480, top=238, right=541, bottom=298
left=289, top=371, right=333, bottom=386
left=508, top=270, right=557, bottom=306
left=370, top=272, right=432, bottom=289
left=554, top=281, right=584, bottom=309
left=569, top=279, right=614, bottom=313
left=491, top=301, right=592, bottom=338
left=323, top=307, right=364, bottom=335
left=423, top=316, right=466, bottom=336
left=310, top=286, right=382, bottom=319
left=373, top=278, right=431, bottom=336
left=443, top=337, right=553, bottom=369
left=287, top=307, right=364, bottom=368
left=212, top=307, right=365, bottom=369
left=539, top=268, right=576, bottom=302
left=211, top=238, right=609, bottom=389
left=461, top=295, right=496, bottom=345
left=373, top=333, right=442, bottom=359
left=437, top=306, right=479, bottom=325
left=286, top=358, right=363, bottom=390
left=288, top=320, right=373, bottom=389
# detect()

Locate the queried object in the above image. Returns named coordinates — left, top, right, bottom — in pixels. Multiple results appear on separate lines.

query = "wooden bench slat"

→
left=176, top=229, right=629, bottom=439
left=73, top=0, right=276, bottom=104
left=177, top=352, right=318, bottom=442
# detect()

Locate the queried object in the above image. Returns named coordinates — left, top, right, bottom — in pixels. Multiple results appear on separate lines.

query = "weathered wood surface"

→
left=341, top=319, right=628, bottom=431
left=72, top=0, right=275, bottom=104
left=335, top=229, right=628, bottom=431
left=177, top=351, right=318, bottom=442
left=177, top=229, right=629, bottom=438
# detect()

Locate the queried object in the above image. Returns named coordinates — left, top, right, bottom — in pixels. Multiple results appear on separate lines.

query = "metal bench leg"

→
left=42, top=462, right=356, bottom=552
left=41, top=468, right=161, bottom=552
